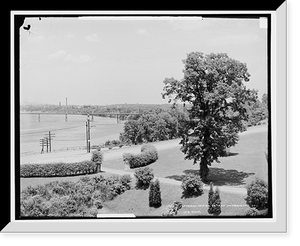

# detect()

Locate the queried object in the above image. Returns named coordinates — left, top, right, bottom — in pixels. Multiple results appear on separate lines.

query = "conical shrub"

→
left=149, top=179, right=162, bottom=208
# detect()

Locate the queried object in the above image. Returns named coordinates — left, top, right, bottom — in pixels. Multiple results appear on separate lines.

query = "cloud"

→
left=27, top=34, right=46, bottom=43
left=136, top=29, right=150, bottom=36
left=65, top=54, right=91, bottom=63
left=48, top=50, right=91, bottom=63
left=48, top=50, right=67, bottom=59
left=86, top=33, right=100, bottom=42
left=65, top=33, right=75, bottom=38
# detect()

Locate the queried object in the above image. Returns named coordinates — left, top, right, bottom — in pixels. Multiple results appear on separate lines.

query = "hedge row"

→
left=123, top=144, right=158, bottom=169
left=20, top=161, right=98, bottom=178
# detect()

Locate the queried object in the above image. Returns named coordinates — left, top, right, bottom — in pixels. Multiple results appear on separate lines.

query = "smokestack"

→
left=65, top=97, right=68, bottom=122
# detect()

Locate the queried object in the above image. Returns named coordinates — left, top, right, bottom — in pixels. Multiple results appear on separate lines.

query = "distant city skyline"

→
left=20, top=16, right=268, bottom=106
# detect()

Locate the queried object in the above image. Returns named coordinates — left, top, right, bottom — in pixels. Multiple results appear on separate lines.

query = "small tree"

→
left=208, top=182, right=214, bottom=214
left=208, top=184, right=221, bottom=216
left=213, top=187, right=221, bottom=216
left=91, top=150, right=103, bottom=173
left=149, top=179, right=162, bottom=208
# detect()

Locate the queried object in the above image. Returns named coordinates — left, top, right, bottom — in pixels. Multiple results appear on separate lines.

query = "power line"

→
left=20, top=124, right=84, bottom=135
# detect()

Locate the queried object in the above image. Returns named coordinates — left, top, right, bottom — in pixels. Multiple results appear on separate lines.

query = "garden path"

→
left=101, top=166, right=247, bottom=195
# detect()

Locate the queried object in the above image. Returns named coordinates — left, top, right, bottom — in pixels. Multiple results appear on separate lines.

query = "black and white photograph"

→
left=5, top=5, right=288, bottom=233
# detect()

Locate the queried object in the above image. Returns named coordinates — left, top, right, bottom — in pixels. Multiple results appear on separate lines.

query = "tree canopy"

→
left=120, top=108, right=188, bottom=145
left=162, top=52, right=257, bottom=181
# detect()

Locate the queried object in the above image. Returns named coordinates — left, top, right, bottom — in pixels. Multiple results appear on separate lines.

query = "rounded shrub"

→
left=93, top=199, right=103, bottom=209
left=181, top=173, right=203, bottom=197
left=123, top=144, right=158, bottom=169
left=245, top=178, right=268, bottom=210
left=91, top=150, right=103, bottom=163
left=134, top=167, right=154, bottom=189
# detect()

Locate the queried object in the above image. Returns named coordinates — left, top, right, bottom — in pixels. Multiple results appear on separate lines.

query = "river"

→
left=20, top=114, right=124, bottom=154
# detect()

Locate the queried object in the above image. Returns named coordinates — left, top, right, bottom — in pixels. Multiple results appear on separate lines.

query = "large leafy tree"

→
left=162, top=52, right=257, bottom=181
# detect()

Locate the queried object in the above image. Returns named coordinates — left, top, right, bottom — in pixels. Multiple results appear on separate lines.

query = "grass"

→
left=102, top=127, right=268, bottom=187
left=98, top=182, right=249, bottom=217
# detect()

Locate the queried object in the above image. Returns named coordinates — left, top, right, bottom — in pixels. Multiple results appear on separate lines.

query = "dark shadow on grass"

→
left=135, top=183, right=150, bottom=190
left=221, top=152, right=239, bottom=157
left=165, top=168, right=255, bottom=186
left=181, top=189, right=203, bottom=199
left=207, top=168, right=255, bottom=186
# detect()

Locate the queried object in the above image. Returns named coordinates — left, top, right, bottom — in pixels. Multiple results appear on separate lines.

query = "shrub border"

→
left=123, top=144, right=158, bottom=169
left=20, top=161, right=97, bottom=178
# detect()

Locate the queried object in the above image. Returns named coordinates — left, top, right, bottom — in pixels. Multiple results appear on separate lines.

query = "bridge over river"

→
left=20, top=111, right=142, bottom=123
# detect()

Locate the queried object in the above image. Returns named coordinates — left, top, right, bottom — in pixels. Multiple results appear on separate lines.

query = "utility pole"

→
left=39, top=138, right=45, bottom=154
left=45, top=131, right=55, bottom=153
left=85, top=114, right=95, bottom=153
left=44, top=137, right=49, bottom=153
left=86, top=121, right=89, bottom=153
left=86, top=114, right=91, bottom=153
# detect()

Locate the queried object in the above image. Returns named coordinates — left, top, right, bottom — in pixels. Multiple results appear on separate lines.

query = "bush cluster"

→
left=181, top=173, right=203, bottom=198
left=134, top=167, right=154, bottom=189
left=91, top=150, right=103, bottom=163
left=123, top=144, right=158, bottom=169
left=20, top=161, right=97, bottom=178
left=104, top=139, right=122, bottom=148
left=245, top=178, right=268, bottom=210
left=20, top=174, right=132, bottom=217
left=245, top=207, right=259, bottom=217
left=162, top=201, right=183, bottom=217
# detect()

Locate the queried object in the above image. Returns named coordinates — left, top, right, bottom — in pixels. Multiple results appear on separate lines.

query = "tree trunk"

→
left=199, top=161, right=209, bottom=182
left=96, top=162, right=101, bottom=173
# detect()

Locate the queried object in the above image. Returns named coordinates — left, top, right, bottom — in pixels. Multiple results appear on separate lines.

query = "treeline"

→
left=245, top=93, right=268, bottom=126
left=119, top=107, right=189, bottom=145
left=117, top=94, right=268, bottom=145
left=20, top=103, right=176, bottom=117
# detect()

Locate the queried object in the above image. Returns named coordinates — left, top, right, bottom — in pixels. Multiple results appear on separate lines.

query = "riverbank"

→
left=20, top=124, right=267, bottom=165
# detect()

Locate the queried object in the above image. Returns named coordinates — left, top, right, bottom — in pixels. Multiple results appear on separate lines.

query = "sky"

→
left=20, top=16, right=267, bottom=106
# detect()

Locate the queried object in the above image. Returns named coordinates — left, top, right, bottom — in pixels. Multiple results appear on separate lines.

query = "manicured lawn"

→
left=98, top=182, right=249, bottom=217
left=101, top=126, right=268, bottom=187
